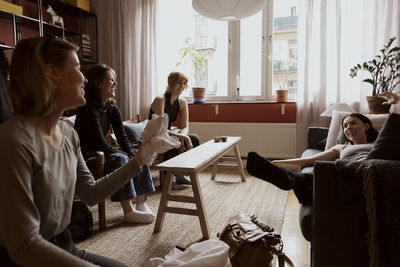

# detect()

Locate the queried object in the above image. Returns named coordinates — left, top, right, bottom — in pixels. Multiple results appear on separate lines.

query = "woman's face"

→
left=53, top=52, right=87, bottom=109
left=342, top=116, right=370, bottom=144
left=99, top=70, right=118, bottom=102
left=170, top=78, right=187, bottom=95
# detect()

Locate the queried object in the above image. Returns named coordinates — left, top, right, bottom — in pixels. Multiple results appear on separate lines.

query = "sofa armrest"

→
left=307, top=127, right=329, bottom=150
left=312, top=161, right=368, bottom=267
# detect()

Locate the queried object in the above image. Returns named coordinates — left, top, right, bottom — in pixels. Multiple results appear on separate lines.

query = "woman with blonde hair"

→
left=149, top=71, right=200, bottom=188
left=0, top=37, right=148, bottom=266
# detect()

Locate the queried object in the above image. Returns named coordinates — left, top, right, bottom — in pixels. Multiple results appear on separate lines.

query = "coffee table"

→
left=153, top=136, right=246, bottom=239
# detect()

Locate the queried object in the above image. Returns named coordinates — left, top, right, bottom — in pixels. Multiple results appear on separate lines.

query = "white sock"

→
left=136, top=202, right=154, bottom=215
left=123, top=209, right=155, bottom=224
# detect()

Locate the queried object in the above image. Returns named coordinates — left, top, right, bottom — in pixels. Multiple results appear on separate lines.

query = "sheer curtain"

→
left=296, top=0, right=399, bottom=155
left=92, top=0, right=158, bottom=120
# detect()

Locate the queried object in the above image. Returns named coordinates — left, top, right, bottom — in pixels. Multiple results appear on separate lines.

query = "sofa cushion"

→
left=325, top=110, right=388, bottom=150
left=123, top=120, right=148, bottom=143
left=366, top=113, right=400, bottom=161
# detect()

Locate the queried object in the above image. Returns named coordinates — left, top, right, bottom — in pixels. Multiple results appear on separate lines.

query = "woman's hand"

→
left=177, top=134, right=193, bottom=153
left=377, top=92, right=400, bottom=105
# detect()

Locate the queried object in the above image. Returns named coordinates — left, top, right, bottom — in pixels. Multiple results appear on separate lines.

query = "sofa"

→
left=299, top=112, right=400, bottom=267
left=299, top=126, right=369, bottom=267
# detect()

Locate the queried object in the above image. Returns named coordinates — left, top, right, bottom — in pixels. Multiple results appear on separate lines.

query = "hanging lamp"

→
left=192, top=0, right=267, bottom=21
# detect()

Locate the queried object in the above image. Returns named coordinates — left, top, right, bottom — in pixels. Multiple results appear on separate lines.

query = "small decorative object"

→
left=350, top=37, right=400, bottom=114
left=47, top=5, right=64, bottom=28
left=176, top=37, right=213, bottom=103
left=192, top=0, right=267, bottom=21
left=213, top=136, right=227, bottom=143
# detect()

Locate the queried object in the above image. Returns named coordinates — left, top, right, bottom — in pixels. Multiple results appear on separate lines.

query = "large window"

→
left=157, top=0, right=298, bottom=102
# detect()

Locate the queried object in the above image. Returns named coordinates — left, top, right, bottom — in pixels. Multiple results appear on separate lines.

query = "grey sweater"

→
left=0, top=115, right=141, bottom=266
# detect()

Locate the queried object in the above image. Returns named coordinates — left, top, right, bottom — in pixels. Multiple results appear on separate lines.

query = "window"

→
left=157, top=0, right=298, bottom=102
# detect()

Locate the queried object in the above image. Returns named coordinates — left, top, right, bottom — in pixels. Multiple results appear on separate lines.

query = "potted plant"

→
left=268, top=53, right=297, bottom=102
left=176, top=37, right=212, bottom=103
left=349, top=37, right=400, bottom=113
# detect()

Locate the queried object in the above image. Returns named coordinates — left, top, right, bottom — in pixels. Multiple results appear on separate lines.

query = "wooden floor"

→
left=281, top=190, right=310, bottom=266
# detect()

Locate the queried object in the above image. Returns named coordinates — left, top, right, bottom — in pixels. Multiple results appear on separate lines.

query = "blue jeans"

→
left=86, top=152, right=155, bottom=202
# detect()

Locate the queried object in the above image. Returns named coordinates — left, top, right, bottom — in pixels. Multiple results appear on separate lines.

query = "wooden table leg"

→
left=190, top=173, right=210, bottom=239
left=154, top=172, right=173, bottom=233
left=211, top=159, right=218, bottom=180
left=233, top=144, right=246, bottom=182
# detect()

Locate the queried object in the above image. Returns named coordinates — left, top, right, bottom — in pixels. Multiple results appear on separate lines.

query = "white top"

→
left=0, top=115, right=141, bottom=266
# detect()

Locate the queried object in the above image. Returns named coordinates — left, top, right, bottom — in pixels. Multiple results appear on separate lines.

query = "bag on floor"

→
left=218, top=214, right=294, bottom=267
left=67, top=200, right=93, bottom=242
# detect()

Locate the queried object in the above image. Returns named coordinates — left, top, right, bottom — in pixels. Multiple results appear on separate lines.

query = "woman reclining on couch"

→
left=246, top=113, right=379, bottom=204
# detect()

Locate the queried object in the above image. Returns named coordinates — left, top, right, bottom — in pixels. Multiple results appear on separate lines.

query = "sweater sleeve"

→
left=75, top=105, right=118, bottom=155
left=0, top=133, right=98, bottom=267
left=110, top=105, right=136, bottom=156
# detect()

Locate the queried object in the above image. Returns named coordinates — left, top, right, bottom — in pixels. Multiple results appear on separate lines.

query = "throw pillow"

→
left=366, top=113, right=400, bottom=160
left=325, top=110, right=388, bottom=150
left=124, top=120, right=148, bottom=143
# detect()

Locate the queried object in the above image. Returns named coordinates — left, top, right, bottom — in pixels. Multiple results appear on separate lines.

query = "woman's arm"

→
left=0, top=133, right=97, bottom=267
left=109, top=105, right=135, bottom=156
left=272, top=145, right=342, bottom=168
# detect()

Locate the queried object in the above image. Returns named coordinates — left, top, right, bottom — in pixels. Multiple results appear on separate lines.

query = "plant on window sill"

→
left=176, top=37, right=213, bottom=102
left=349, top=37, right=400, bottom=113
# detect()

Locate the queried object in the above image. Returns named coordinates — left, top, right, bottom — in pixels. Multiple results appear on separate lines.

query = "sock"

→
left=123, top=209, right=155, bottom=224
left=246, top=151, right=295, bottom=190
left=136, top=202, right=154, bottom=215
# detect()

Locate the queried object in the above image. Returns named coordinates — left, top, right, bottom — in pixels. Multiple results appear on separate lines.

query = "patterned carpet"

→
left=76, top=167, right=288, bottom=266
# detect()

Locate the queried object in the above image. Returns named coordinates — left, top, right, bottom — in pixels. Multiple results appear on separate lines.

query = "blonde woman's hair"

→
left=8, top=37, right=78, bottom=116
left=166, top=71, right=188, bottom=91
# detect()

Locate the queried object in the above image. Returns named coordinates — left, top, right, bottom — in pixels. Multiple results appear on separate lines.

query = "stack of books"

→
left=81, top=34, right=91, bottom=59
left=0, top=0, right=23, bottom=15
left=64, top=0, right=90, bottom=12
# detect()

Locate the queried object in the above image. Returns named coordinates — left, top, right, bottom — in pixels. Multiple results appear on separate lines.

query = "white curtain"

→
left=92, top=0, right=158, bottom=120
left=296, top=0, right=399, bottom=155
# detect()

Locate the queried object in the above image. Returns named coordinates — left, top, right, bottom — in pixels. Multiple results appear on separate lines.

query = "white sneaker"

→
left=123, top=209, right=155, bottom=224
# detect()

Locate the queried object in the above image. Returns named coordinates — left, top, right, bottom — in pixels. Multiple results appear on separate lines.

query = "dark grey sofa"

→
left=299, top=127, right=369, bottom=267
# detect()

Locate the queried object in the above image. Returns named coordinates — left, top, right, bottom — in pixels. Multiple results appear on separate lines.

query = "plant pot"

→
left=192, top=87, right=206, bottom=103
left=276, top=89, right=288, bottom=102
left=366, top=95, right=391, bottom=114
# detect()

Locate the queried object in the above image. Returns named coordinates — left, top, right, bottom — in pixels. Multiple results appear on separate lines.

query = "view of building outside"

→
left=272, top=0, right=298, bottom=100
left=157, top=0, right=298, bottom=101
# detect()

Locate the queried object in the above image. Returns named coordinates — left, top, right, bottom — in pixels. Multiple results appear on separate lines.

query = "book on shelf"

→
left=64, top=0, right=90, bottom=12
left=0, top=0, right=23, bottom=15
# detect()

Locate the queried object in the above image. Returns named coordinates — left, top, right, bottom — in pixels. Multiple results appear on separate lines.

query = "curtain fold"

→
left=296, top=0, right=399, bottom=155
left=92, top=0, right=158, bottom=120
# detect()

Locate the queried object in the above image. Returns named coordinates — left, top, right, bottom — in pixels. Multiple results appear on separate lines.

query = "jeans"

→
left=86, top=151, right=155, bottom=202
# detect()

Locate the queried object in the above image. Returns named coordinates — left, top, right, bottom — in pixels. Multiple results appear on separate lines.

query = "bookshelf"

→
left=0, top=0, right=97, bottom=65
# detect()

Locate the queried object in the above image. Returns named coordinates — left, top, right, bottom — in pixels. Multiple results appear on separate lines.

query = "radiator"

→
left=189, top=122, right=297, bottom=159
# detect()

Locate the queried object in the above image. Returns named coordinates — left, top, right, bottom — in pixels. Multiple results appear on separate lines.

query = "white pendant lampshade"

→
left=192, top=0, right=267, bottom=21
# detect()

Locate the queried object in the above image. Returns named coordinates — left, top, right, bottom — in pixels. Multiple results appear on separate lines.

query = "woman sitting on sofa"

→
left=148, top=71, right=200, bottom=188
left=246, top=113, right=379, bottom=204
left=74, top=64, right=155, bottom=224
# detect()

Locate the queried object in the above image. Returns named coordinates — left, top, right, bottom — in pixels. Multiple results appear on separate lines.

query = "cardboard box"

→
left=0, top=0, right=23, bottom=15
left=64, top=0, right=90, bottom=12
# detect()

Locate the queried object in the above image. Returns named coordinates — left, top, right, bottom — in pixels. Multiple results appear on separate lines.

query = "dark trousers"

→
left=0, top=228, right=128, bottom=267
left=163, top=133, right=200, bottom=161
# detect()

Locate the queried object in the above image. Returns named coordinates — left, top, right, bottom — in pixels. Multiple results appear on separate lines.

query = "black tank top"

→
left=149, top=92, right=180, bottom=129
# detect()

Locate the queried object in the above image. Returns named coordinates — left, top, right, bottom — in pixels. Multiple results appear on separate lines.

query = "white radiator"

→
left=189, top=122, right=297, bottom=159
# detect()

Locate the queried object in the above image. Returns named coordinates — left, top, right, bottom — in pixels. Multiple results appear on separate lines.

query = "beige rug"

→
left=76, top=167, right=288, bottom=266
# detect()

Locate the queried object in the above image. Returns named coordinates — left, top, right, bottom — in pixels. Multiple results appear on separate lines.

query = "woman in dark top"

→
left=75, top=64, right=155, bottom=224
left=149, top=71, right=200, bottom=187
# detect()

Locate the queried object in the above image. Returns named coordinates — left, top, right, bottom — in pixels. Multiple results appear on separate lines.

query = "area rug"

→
left=76, top=167, right=289, bottom=266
